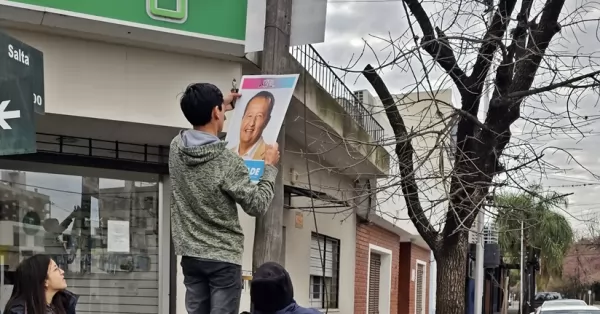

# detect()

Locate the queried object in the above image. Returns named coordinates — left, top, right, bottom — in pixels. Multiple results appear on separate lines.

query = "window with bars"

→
left=368, top=253, right=382, bottom=314
left=415, top=263, right=426, bottom=314
left=309, top=233, right=340, bottom=309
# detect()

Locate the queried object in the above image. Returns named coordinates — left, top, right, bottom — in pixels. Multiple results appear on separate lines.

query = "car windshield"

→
left=536, top=293, right=562, bottom=301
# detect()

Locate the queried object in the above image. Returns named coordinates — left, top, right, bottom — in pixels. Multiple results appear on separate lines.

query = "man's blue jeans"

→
left=181, top=256, right=242, bottom=314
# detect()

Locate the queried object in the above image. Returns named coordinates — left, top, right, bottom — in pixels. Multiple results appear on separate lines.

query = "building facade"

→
left=354, top=220, right=401, bottom=314
left=355, top=88, right=457, bottom=314
left=0, top=2, right=389, bottom=314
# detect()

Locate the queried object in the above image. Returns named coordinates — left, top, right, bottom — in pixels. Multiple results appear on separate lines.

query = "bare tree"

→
left=327, top=1, right=600, bottom=314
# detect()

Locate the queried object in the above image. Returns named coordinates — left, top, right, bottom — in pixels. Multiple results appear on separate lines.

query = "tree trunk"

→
left=436, top=234, right=469, bottom=314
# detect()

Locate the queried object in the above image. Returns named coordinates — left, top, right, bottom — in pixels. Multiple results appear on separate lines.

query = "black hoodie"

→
left=4, top=289, right=78, bottom=314
left=250, top=262, right=320, bottom=314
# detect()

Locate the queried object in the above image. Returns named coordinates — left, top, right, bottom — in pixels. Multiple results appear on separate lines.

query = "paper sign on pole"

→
left=225, top=74, right=299, bottom=183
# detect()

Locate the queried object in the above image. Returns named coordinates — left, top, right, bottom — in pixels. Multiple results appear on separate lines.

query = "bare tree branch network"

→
left=286, top=0, right=600, bottom=313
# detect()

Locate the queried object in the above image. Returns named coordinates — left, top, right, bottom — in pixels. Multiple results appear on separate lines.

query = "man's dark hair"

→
left=244, top=91, right=275, bottom=117
left=180, top=83, right=224, bottom=126
left=42, top=218, right=60, bottom=233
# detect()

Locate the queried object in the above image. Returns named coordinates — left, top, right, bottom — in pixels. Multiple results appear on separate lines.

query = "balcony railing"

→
left=290, top=45, right=384, bottom=142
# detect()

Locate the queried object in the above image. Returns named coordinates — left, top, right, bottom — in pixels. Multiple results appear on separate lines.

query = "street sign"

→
left=0, top=31, right=42, bottom=156
left=0, top=100, right=19, bottom=129
left=0, top=78, right=35, bottom=155
left=0, top=31, right=44, bottom=114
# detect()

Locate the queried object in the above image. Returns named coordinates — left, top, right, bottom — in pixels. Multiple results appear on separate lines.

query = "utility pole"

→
left=520, top=219, right=524, bottom=314
left=474, top=201, right=486, bottom=314
left=474, top=3, right=495, bottom=314
left=252, top=0, right=293, bottom=269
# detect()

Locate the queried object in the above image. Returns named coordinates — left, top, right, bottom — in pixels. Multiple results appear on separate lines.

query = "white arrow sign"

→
left=0, top=100, right=20, bottom=130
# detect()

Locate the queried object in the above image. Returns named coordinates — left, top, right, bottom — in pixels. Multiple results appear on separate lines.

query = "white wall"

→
left=371, top=89, right=454, bottom=314
left=371, top=89, right=454, bottom=235
left=429, top=250, right=437, bottom=314
left=5, top=29, right=242, bottom=130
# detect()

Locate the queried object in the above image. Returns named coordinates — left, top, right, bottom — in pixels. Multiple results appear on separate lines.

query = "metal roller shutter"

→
left=368, top=253, right=381, bottom=314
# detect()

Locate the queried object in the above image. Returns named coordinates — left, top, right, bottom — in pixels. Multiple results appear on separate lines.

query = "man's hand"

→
left=223, top=92, right=241, bottom=112
left=69, top=206, right=81, bottom=219
left=264, top=143, right=280, bottom=166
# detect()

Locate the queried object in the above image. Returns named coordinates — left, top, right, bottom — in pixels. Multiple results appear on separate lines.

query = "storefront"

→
left=0, top=158, right=171, bottom=314
left=0, top=15, right=242, bottom=313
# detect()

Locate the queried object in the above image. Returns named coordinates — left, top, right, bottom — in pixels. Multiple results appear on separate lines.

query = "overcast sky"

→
left=315, top=0, right=600, bottom=234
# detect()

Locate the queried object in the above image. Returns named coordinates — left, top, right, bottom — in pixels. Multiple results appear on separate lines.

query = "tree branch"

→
left=507, top=69, right=600, bottom=99
left=513, top=0, right=534, bottom=67
left=508, top=0, right=565, bottom=98
left=362, top=64, right=441, bottom=249
left=402, top=0, right=467, bottom=87
left=468, top=0, right=518, bottom=99
left=474, top=0, right=567, bottom=228
left=493, top=0, right=534, bottom=98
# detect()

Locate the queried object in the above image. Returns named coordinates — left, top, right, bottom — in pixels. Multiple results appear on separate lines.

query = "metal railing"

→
left=484, top=224, right=499, bottom=244
left=290, top=45, right=385, bottom=142
left=36, top=133, right=169, bottom=164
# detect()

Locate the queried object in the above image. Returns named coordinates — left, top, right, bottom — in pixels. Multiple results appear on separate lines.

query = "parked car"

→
left=533, top=299, right=588, bottom=314
left=537, top=304, right=599, bottom=314
left=533, top=292, right=564, bottom=312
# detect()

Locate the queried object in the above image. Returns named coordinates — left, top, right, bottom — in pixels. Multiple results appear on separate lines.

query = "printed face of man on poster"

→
left=231, top=91, right=275, bottom=160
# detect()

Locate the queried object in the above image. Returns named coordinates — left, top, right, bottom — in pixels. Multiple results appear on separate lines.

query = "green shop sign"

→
left=5, top=0, right=247, bottom=41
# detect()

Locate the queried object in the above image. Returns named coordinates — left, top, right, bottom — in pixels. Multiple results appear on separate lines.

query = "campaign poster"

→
left=225, top=74, right=299, bottom=182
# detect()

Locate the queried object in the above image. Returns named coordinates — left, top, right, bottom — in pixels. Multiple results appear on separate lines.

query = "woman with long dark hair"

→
left=3, top=254, right=78, bottom=314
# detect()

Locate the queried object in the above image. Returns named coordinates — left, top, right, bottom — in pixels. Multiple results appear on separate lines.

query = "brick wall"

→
left=399, top=243, right=431, bottom=314
left=355, top=222, right=401, bottom=314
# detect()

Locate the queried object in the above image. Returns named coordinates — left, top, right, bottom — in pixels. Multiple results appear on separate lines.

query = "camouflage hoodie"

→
left=169, top=130, right=277, bottom=265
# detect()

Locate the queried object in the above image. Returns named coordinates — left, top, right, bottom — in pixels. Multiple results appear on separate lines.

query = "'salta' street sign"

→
left=0, top=31, right=44, bottom=156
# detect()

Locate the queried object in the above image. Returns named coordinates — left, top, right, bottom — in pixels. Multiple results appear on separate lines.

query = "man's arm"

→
left=58, top=206, right=79, bottom=233
left=221, top=157, right=278, bottom=217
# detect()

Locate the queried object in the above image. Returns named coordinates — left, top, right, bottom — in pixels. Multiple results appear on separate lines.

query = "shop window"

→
left=308, top=233, right=340, bottom=309
left=0, top=165, right=161, bottom=314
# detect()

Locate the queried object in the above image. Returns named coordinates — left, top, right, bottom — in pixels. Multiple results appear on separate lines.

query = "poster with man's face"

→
left=225, top=74, right=299, bottom=182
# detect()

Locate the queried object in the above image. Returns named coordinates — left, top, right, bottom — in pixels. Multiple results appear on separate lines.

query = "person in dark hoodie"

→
left=3, top=254, right=78, bottom=314
left=250, top=262, right=320, bottom=314
left=170, top=83, right=280, bottom=314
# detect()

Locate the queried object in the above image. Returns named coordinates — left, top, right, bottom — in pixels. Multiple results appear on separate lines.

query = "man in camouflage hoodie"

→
left=169, top=83, right=280, bottom=314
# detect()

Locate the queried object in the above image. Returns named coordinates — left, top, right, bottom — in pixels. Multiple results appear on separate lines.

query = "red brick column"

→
left=398, top=243, right=431, bottom=314
left=354, top=222, right=401, bottom=314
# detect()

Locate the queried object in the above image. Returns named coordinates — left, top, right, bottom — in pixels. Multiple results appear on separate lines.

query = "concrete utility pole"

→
left=519, top=219, right=524, bottom=314
left=474, top=3, right=495, bottom=314
left=252, top=0, right=293, bottom=269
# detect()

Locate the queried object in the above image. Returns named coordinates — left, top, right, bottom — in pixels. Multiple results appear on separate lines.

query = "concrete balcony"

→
left=288, top=45, right=389, bottom=177
left=247, top=45, right=390, bottom=177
